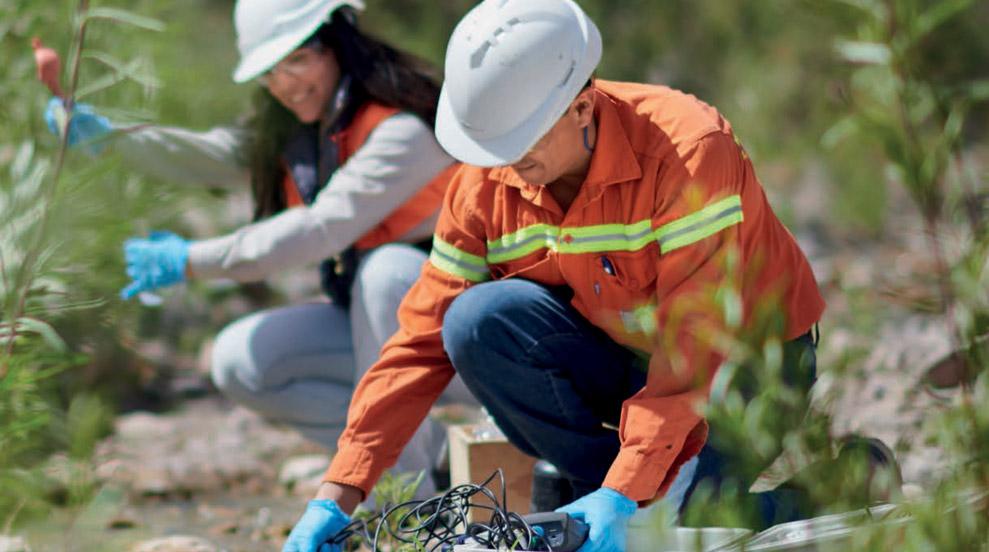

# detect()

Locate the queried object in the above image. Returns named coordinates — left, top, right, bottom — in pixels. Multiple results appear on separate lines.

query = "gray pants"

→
left=210, top=244, right=476, bottom=499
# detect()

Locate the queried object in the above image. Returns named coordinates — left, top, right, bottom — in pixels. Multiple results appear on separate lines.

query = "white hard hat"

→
left=435, top=0, right=601, bottom=167
left=232, top=0, right=365, bottom=83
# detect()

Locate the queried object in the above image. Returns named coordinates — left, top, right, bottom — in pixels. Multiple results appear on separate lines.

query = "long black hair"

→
left=245, top=8, right=442, bottom=220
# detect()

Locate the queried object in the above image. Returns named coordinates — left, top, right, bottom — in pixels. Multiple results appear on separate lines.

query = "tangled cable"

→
left=327, top=469, right=554, bottom=551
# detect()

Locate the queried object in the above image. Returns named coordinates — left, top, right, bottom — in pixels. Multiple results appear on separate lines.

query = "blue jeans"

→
left=442, top=279, right=816, bottom=524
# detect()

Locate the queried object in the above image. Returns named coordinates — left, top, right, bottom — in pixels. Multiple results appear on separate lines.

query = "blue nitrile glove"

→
left=120, top=231, right=190, bottom=300
left=557, top=488, right=638, bottom=552
left=283, top=499, right=351, bottom=552
left=44, top=97, right=112, bottom=155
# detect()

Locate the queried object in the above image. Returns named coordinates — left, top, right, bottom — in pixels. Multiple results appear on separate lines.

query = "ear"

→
left=571, top=87, right=596, bottom=129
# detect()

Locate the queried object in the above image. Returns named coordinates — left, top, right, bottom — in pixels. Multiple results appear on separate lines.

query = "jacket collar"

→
left=490, top=88, right=643, bottom=199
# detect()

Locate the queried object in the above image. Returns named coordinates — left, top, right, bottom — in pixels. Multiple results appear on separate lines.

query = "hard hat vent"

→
left=436, top=0, right=602, bottom=167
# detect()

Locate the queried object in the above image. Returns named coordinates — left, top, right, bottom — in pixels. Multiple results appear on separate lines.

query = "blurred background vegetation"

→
left=1, top=0, right=987, bottom=548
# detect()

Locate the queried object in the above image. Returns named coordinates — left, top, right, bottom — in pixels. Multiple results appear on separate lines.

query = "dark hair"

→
left=245, top=9, right=442, bottom=220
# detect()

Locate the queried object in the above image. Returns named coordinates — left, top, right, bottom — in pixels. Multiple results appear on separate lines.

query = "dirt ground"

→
left=12, top=185, right=974, bottom=551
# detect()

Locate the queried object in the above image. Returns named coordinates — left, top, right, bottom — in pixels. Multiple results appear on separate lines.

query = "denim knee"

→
left=443, top=282, right=499, bottom=372
left=441, top=280, right=537, bottom=376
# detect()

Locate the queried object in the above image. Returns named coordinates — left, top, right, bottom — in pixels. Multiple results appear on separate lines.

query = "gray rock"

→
left=829, top=315, right=955, bottom=489
left=290, top=473, right=327, bottom=498
left=0, top=535, right=30, bottom=552
left=130, top=535, right=219, bottom=552
left=96, top=397, right=312, bottom=498
left=278, top=455, right=330, bottom=487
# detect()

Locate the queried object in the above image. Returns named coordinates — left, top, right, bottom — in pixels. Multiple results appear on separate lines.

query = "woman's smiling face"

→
left=261, top=44, right=341, bottom=124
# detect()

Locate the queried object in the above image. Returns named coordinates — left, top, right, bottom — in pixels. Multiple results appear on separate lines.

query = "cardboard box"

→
left=448, top=423, right=537, bottom=517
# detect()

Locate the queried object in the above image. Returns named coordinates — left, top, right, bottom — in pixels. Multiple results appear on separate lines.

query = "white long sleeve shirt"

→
left=111, top=113, right=454, bottom=282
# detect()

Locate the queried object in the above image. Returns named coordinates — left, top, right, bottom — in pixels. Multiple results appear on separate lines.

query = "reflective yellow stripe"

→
left=487, top=224, right=560, bottom=264
left=557, top=220, right=655, bottom=254
left=486, top=219, right=657, bottom=263
left=429, top=236, right=490, bottom=282
left=654, top=195, right=743, bottom=254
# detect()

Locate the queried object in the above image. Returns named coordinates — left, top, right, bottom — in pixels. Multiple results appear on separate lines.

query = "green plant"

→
left=0, top=0, right=164, bottom=529
left=346, top=470, right=426, bottom=551
left=680, top=1, right=988, bottom=545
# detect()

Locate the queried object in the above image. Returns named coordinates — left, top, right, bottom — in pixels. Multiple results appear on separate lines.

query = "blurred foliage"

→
left=0, top=0, right=986, bottom=546
left=0, top=0, right=173, bottom=528
left=681, top=0, right=989, bottom=549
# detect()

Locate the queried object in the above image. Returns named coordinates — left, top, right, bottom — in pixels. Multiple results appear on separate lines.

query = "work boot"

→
left=530, top=460, right=574, bottom=512
left=835, top=435, right=902, bottom=504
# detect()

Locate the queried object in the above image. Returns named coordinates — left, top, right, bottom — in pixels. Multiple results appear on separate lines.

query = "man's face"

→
left=509, top=90, right=595, bottom=187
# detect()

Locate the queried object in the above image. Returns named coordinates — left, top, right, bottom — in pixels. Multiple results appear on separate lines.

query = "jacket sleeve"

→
left=186, top=113, right=455, bottom=281
left=112, top=125, right=250, bottom=188
left=603, top=131, right=748, bottom=503
left=322, top=170, right=489, bottom=496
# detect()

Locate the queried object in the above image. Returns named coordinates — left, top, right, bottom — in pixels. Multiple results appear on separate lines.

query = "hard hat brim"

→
left=231, top=0, right=365, bottom=83
left=435, top=85, right=571, bottom=168
left=232, top=28, right=318, bottom=83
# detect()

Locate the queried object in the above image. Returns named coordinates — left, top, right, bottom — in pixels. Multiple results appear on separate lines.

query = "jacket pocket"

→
left=600, top=249, right=658, bottom=292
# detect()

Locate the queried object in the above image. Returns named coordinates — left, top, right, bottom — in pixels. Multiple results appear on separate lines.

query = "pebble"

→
left=278, top=455, right=330, bottom=489
left=130, top=536, right=219, bottom=552
left=0, top=536, right=30, bottom=552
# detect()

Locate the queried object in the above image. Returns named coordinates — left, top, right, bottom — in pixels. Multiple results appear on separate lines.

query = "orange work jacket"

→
left=324, top=81, right=826, bottom=503
left=282, top=102, right=455, bottom=250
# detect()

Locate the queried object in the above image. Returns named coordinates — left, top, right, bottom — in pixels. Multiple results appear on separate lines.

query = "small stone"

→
left=130, top=536, right=218, bottom=552
left=289, top=473, right=325, bottom=498
left=208, top=521, right=240, bottom=536
left=0, top=535, right=31, bottom=552
left=278, top=455, right=330, bottom=488
left=254, top=507, right=272, bottom=530
left=132, top=465, right=172, bottom=496
left=265, top=523, right=293, bottom=541
left=901, top=483, right=925, bottom=502
left=197, top=339, right=215, bottom=377
left=94, top=459, right=127, bottom=482
left=107, top=509, right=140, bottom=530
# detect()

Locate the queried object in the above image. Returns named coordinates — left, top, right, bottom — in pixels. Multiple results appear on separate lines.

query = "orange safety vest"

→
left=281, top=102, right=456, bottom=250
left=325, top=81, right=826, bottom=504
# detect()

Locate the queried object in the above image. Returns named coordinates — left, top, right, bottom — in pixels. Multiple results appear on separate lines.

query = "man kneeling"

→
left=284, top=1, right=825, bottom=551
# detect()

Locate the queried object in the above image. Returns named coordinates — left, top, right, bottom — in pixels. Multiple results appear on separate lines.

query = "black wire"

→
left=326, top=469, right=554, bottom=552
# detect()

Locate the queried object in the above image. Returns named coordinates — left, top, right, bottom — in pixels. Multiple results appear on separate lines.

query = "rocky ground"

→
left=16, top=396, right=326, bottom=551
left=2, top=183, right=979, bottom=552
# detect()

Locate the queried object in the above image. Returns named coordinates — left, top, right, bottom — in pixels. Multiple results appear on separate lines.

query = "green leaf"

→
left=834, top=39, right=891, bottom=65
left=10, top=142, right=35, bottom=181
left=915, top=0, right=974, bottom=40
left=966, top=79, right=989, bottom=103
left=82, top=52, right=162, bottom=90
left=74, top=73, right=127, bottom=101
left=942, top=102, right=968, bottom=148
left=821, top=116, right=859, bottom=149
left=14, top=316, right=67, bottom=352
left=84, top=7, right=165, bottom=32
left=24, top=297, right=106, bottom=317
left=82, top=51, right=130, bottom=74
left=830, top=0, right=887, bottom=23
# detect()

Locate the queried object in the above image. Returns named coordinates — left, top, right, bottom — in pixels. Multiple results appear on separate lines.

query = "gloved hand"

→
left=121, top=231, right=190, bottom=300
left=44, top=97, right=112, bottom=155
left=557, top=487, right=637, bottom=552
left=282, top=499, right=351, bottom=552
